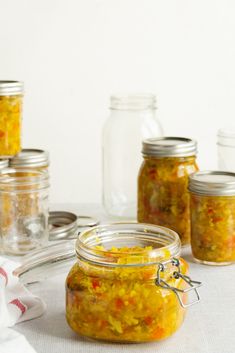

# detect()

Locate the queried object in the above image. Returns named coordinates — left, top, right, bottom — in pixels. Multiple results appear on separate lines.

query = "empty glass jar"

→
left=102, top=94, right=163, bottom=219
left=0, top=168, right=49, bottom=255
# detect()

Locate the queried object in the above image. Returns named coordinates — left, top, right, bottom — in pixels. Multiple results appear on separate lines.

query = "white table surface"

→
left=15, top=204, right=235, bottom=353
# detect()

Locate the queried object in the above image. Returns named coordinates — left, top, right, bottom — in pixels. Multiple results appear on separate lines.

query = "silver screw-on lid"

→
left=49, top=211, right=78, bottom=240
left=189, top=171, right=235, bottom=196
left=49, top=211, right=99, bottom=241
left=0, top=160, right=9, bottom=169
left=0, top=81, right=23, bottom=96
left=142, top=137, right=197, bottom=157
left=10, top=149, right=49, bottom=168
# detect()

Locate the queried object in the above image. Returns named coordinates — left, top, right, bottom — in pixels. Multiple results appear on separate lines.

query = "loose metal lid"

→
left=189, top=171, right=235, bottom=196
left=49, top=211, right=99, bottom=241
left=0, top=159, right=8, bottom=169
left=10, top=149, right=49, bottom=168
left=49, top=211, right=78, bottom=240
left=142, top=137, right=197, bottom=157
left=0, top=81, right=23, bottom=96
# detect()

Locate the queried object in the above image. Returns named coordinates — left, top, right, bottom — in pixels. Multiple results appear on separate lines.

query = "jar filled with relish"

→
left=0, top=81, right=23, bottom=157
left=66, top=223, right=201, bottom=342
left=138, top=137, right=198, bottom=245
left=189, top=171, right=235, bottom=265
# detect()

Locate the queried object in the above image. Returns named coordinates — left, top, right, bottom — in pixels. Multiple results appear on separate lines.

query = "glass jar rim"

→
left=75, top=222, right=181, bottom=267
left=0, top=168, right=49, bottom=191
left=110, top=93, right=156, bottom=111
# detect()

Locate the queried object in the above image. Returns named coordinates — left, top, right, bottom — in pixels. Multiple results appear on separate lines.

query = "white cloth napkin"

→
left=0, top=257, right=46, bottom=353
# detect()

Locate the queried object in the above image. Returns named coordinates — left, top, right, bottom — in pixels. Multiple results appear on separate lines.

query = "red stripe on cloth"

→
left=0, top=267, right=8, bottom=286
left=10, top=299, right=27, bottom=314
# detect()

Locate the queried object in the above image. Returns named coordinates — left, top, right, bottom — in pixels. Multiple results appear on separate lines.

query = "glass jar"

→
left=0, top=168, right=49, bottom=255
left=9, top=148, right=49, bottom=172
left=189, top=171, right=235, bottom=265
left=217, top=128, right=235, bottom=171
left=102, top=94, right=163, bottom=219
left=0, top=81, right=23, bottom=157
left=65, top=223, right=201, bottom=342
left=138, top=137, right=198, bottom=245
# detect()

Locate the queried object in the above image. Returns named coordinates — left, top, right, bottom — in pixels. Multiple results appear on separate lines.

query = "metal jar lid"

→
left=10, top=149, right=49, bottom=168
left=0, top=81, right=23, bottom=96
left=142, top=137, right=197, bottom=157
left=0, top=159, right=9, bottom=169
left=189, top=171, right=235, bottom=196
left=49, top=211, right=99, bottom=241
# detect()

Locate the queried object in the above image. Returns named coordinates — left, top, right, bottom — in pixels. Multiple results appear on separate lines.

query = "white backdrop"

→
left=0, top=0, right=235, bottom=203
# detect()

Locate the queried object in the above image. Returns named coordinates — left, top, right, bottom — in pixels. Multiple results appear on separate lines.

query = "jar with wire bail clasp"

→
left=138, top=137, right=198, bottom=245
left=66, top=223, right=201, bottom=342
left=189, top=171, right=235, bottom=265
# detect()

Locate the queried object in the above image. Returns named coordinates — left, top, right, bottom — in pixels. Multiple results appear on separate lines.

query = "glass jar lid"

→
left=0, top=159, right=8, bottom=169
left=142, top=137, right=197, bottom=157
left=189, top=171, right=235, bottom=196
left=10, top=149, right=49, bottom=168
left=0, top=81, right=23, bottom=96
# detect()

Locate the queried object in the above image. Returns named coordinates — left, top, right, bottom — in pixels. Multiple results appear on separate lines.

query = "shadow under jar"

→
left=189, top=171, right=235, bottom=265
left=66, top=223, right=201, bottom=343
left=138, top=137, right=198, bottom=245
left=0, top=168, right=49, bottom=255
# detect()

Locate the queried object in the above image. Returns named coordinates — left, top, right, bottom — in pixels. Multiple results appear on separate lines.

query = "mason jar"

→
left=138, top=137, right=198, bottom=245
left=102, top=94, right=163, bottom=219
left=189, top=171, right=235, bottom=265
left=0, top=168, right=49, bottom=255
left=9, top=148, right=49, bottom=173
left=0, top=81, right=23, bottom=157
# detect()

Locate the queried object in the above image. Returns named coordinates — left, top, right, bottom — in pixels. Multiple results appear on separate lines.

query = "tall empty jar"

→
left=0, top=168, right=49, bottom=255
left=102, top=94, right=163, bottom=218
left=0, top=81, right=23, bottom=157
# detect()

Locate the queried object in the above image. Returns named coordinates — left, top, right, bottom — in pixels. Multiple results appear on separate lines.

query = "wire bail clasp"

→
left=155, top=258, right=202, bottom=308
